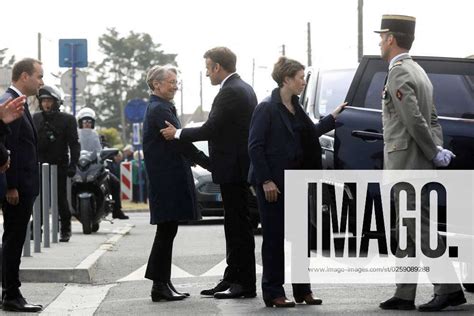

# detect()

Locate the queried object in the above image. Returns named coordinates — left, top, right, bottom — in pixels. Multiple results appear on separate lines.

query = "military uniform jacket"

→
left=382, top=55, right=443, bottom=170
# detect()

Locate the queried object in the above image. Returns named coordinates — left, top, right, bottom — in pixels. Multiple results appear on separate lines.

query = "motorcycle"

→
left=71, top=148, right=119, bottom=234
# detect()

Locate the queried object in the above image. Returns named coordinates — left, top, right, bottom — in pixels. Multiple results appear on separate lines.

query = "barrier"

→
left=120, top=161, right=133, bottom=201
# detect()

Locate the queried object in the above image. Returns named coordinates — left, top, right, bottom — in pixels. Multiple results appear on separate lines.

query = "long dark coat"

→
left=143, top=94, right=209, bottom=224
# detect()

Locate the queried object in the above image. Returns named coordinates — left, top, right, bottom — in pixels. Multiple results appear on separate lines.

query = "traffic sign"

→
left=61, top=69, right=87, bottom=94
left=124, top=99, right=147, bottom=123
left=59, top=39, right=88, bottom=68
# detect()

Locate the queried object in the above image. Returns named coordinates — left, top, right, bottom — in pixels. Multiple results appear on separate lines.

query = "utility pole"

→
left=199, top=71, right=203, bottom=119
left=281, top=44, right=286, bottom=56
left=307, top=22, right=312, bottom=66
left=37, top=33, right=42, bottom=61
left=180, top=79, right=184, bottom=120
left=251, top=58, right=255, bottom=88
left=358, top=0, right=364, bottom=62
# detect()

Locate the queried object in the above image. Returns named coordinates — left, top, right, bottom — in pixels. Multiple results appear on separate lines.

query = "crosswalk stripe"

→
left=117, top=263, right=194, bottom=282
left=118, top=260, right=263, bottom=282
left=40, top=284, right=115, bottom=316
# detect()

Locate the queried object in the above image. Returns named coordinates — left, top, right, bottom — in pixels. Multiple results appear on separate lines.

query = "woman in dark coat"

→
left=143, top=65, right=209, bottom=302
left=248, top=57, right=345, bottom=308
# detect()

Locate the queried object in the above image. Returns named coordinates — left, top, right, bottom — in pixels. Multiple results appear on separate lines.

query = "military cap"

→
left=374, top=14, right=416, bottom=35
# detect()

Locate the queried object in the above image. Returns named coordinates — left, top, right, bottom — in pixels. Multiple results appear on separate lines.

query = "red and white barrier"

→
left=120, top=161, right=133, bottom=201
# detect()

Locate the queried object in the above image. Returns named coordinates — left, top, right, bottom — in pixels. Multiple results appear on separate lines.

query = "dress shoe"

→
left=168, top=281, right=190, bottom=297
left=59, top=231, right=71, bottom=242
left=151, top=282, right=185, bottom=301
left=379, top=296, right=415, bottom=310
left=200, top=280, right=230, bottom=296
left=418, top=290, right=466, bottom=312
left=214, top=283, right=256, bottom=299
left=112, top=210, right=129, bottom=219
left=294, top=293, right=322, bottom=305
left=2, top=296, right=42, bottom=312
left=264, top=297, right=296, bottom=308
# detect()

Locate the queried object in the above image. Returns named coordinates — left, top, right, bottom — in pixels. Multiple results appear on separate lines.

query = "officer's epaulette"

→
left=393, top=61, right=403, bottom=67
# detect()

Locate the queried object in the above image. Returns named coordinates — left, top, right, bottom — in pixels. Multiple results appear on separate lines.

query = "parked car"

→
left=187, top=122, right=260, bottom=230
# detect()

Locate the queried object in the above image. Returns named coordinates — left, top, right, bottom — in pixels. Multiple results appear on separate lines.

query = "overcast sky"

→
left=1, top=0, right=473, bottom=114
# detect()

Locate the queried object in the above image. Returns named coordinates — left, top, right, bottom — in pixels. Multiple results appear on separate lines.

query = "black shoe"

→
left=59, top=231, right=71, bottom=242
left=418, top=290, right=466, bottom=312
left=379, top=296, right=415, bottom=310
left=200, top=280, right=230, bottom=296
left=112, top=210, right=129, bottom=220
left=2, top=296, right=42, bottom=312
left=264, top=297, right=296, bottom=308
left=214, top=283, right=257, bottom=299
left=168, top=281, right=190, bottom=297
left=151, top=282, right=185, bottom=302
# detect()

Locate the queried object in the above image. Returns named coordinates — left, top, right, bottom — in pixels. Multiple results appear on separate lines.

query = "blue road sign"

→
left=59, top=39, right=88, bottom=68
left=125, top=99, right=147, bottom=123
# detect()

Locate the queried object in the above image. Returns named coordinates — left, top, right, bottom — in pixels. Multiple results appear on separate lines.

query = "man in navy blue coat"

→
left=0, top=58, right=43, bottom=313
left=161, top=47, right=257, bottom=299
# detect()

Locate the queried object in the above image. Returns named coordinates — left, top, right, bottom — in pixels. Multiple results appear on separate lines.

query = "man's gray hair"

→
left=146, top=65, right=177, bottom=91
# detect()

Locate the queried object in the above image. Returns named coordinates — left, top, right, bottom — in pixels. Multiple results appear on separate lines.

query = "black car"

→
left=190, top=126, right=260, bottom=230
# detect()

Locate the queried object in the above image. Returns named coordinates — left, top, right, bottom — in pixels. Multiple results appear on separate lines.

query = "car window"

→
left=316, top=69, right=355, bottom=116
left=363, top=72, right=474, bottom=118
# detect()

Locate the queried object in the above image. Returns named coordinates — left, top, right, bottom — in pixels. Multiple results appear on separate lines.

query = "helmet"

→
left=37, top=85, right=63, bottom=111
left=77, top=107, right=97, bottom=128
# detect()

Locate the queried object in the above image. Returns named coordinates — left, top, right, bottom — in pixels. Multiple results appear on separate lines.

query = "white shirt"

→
left=9, top=85, right=24, bottom=97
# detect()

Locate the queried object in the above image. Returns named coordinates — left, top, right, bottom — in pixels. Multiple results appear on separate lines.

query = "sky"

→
left=1, top=0, right=473, bottom=115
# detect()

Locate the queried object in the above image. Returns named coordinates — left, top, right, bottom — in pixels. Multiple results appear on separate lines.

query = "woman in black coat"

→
left=248, top=57, right=345, bottom=308
left=143, top=65, right=209, bottom=302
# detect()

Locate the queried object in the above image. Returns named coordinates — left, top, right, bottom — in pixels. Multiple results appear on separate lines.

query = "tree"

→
left=99, top=127, right=123, bottom=149
left=0, top=48, right=15, bottom=67
left=89, top=28, right=177, bottom=142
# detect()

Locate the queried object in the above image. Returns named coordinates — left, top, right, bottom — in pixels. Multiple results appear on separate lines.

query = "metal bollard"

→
left=42, top=163, right=50, bottom=248
left=33, top=196, right=41, bottom=253
left=23, top=219, right=31, bottom=257
left=51, top=165, right=58, bottom=243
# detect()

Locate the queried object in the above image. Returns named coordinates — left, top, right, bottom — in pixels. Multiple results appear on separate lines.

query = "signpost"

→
left=59, top=39, right=88, bottom=116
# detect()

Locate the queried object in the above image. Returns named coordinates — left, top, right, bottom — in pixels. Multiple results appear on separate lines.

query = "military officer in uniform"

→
left=375, top=15, right=466, bottom=312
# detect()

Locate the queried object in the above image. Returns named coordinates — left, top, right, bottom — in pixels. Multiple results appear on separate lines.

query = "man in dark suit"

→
left=0, top=58, right=43, bottom=312
left=161, top=47, right=257, bottom=299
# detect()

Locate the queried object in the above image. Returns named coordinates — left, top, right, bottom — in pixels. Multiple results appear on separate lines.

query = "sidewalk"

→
left=19, top=218, right=134, bottom=284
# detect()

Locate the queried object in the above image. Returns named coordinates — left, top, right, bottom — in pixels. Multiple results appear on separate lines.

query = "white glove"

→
left=433, top=146, right=456, bottom=167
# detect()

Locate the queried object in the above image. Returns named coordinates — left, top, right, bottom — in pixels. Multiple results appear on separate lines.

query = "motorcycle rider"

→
left=76, top=107, right=129, bottom=219
left=33, top=85, right=80, bottom=242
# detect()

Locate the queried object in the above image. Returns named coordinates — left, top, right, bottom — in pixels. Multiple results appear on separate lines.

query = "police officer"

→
left=76, top=107, right=129, bottom=219
left=375, top=15, right=465, bottom=312
left=33, top=85, right=80, bottom=242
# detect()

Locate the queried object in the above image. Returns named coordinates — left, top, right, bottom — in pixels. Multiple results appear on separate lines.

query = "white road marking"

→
left=118, top=259, right=262, bottom=282
left=117, top=263, right=194, bottom=282
left=40, top=284, right=115, bottom=316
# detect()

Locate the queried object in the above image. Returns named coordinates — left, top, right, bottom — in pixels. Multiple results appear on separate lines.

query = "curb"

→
left=19, top=224, right=135, bottom=284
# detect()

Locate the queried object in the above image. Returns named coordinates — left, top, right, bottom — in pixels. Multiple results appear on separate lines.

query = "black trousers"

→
left=220, top=182, right=256, bottom=289
left=57, top=166, right=71, bottom=233
left=108, top=172, right=122, bottom=213
left=256, top=185, right=311, bottom=300
left=145, top=221, right=178, bottom=282
left=2, top=196, right=35, bottom=299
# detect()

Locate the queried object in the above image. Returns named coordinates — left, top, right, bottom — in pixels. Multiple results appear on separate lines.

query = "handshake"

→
left=432, top=146, right=456, bottom=167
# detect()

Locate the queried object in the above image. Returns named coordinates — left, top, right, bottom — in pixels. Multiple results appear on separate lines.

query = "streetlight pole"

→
left=358, top=0, right=364, bottom=62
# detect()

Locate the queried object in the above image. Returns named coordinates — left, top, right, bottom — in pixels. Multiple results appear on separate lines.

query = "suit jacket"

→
left=143, top=94, right=209, bottom=224
left=382, top=55, right=443, bottom=170
left=0, top=88, right=39, bottom=198
left=180, top=73, right=257, bottom=184
left=248, top=88, right=335, bottom=189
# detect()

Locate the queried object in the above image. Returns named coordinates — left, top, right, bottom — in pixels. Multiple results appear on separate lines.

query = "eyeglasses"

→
left=83, top=119, right=93, bottom=123
left=162, top=79, right=178, bottom=86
